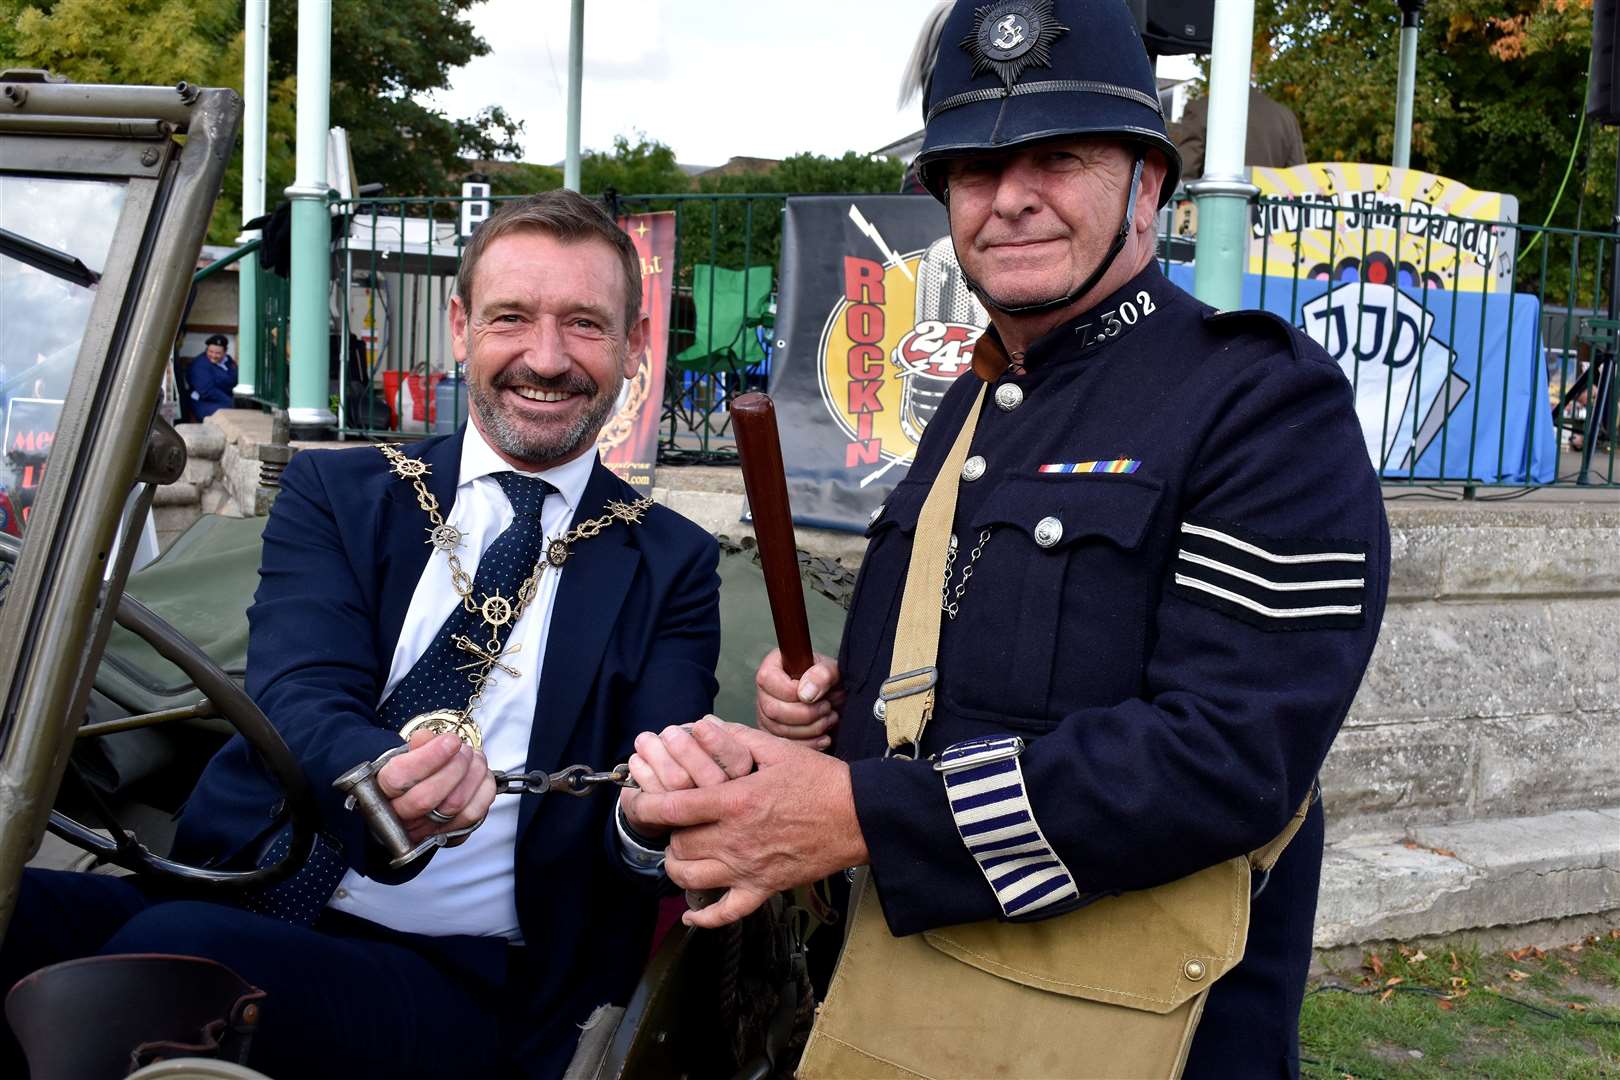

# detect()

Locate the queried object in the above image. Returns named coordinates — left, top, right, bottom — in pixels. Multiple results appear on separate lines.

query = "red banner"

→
left=597, top=212, right=674, bottom=494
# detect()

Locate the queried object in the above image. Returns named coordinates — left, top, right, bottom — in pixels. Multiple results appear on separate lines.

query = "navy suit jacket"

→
left=174, top=431, right=720, bottom=1077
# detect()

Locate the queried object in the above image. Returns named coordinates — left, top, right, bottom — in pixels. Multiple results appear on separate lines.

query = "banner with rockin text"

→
left=772, top=195, right=985, bottom=532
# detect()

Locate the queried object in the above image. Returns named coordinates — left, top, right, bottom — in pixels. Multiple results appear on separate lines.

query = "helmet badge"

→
left=962, top=1, right=1069, bottom=89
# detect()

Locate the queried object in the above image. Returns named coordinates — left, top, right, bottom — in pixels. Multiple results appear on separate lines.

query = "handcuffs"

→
left=334, top=745, right=636, bottom=869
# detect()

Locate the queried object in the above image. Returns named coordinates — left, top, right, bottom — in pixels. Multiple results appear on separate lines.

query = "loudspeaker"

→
left=1140, top=0, right=1214, bottom=57
left=1590, top=0, right=1620, bottom=124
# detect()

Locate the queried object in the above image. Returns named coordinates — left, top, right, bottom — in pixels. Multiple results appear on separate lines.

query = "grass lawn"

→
left=1301, top=930, right=1620, bottom=1078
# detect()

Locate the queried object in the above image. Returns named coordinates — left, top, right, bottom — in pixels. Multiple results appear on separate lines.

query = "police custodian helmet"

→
left=913, top=0, right=1183, bottom=207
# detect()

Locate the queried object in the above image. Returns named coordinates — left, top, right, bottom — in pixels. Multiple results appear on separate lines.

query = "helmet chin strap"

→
left=954, top=152, right=1146, bottom=319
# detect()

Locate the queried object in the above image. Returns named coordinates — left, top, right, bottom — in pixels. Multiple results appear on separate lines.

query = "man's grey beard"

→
left=467, top=359, right=625, bottom=469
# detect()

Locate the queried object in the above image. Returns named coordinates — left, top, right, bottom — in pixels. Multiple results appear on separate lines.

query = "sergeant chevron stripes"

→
left=938, top=737, right=1079, bottom=918
left=1177, top=550, right=1365, bottom=593
left=1172, top=575, right=1362, bottom=619
left=1173, top=522, right=1368, bottom=629
left=1180, top=523, right=1365, bottom=565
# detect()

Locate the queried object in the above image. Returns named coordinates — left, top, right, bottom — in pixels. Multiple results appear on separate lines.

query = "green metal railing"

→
left=284, top=192, right=789, bottom=462
left=255, top=264, right=290, bottom=412
left=191, top=238, right=261, bottom=285
left=241, top=256, right=289, bottom=413
left=237, top=189, right=1615, bottom=488
left=327, top=196, right=461, bottom=440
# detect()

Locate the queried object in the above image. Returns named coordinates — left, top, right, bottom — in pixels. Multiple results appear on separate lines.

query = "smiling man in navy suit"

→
left=1, top=191, right=721, bottom=1079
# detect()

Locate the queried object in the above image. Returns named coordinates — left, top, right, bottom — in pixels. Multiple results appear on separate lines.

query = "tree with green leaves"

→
left=682, top=151, right=909, bottom=275
left=291, top=0, right=519, bottom=206
left=484, top=135, right=691, bottom=199
left=9, top=0, right=238, bottom=86
left=1251, top=0, right=1614, bottom=299
left=2, top=0, right=521, bottom=241
left=480, top=137, right=906, bottom=280
left=699, top=151, right=908, bottom=198
left=581, top=133, right=694, bottom=197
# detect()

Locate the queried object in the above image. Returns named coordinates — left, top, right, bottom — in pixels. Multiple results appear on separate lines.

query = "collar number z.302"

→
left=1073, top=289, right=1158, bottom=353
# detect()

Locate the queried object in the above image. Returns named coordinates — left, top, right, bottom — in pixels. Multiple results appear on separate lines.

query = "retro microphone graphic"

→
left=899, top=235, right=988, bottom=444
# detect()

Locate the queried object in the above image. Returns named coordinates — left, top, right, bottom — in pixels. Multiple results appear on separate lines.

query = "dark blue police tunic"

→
left=833, top=262, right=1389, bottom=1077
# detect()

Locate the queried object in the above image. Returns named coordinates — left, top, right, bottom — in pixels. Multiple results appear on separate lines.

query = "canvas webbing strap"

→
left=880, top=383, right=988, bottom=753
left=1249, top=784, right=1318, bottom=874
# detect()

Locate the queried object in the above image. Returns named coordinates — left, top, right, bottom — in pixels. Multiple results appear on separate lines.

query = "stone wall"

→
left=1314, top=503, right=1619, bottom=953
left=152, top=410, right=273, bottom=549
left=1329, top=505, right=1618, bottom=836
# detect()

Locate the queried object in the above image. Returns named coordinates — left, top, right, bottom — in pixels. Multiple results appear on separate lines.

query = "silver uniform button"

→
left=994, top=382, right=1024, bottom=411
left=873, top=697, right=887, bottom=721
left=868, top=503, right=884, bottom=525
left=962, top=455, right=987, bottom=482
left=1034, top=516, right=1063, bottom=548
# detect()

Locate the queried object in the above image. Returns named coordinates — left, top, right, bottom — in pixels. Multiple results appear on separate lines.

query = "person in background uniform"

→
left=1171, top=85, right=1308, bottom=178
left=1, top=191, right=722, bottom=1079
left=186, top=333, right=238, bottom=420
left=625, top=1, right=1388, bottom=1076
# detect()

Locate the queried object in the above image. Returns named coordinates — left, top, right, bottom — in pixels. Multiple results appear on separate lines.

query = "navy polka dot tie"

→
left=376, top=472, right=555, bottom=730
left=242, top=472, right=554, bottom=925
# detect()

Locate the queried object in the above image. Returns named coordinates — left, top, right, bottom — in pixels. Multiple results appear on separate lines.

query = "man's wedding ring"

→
left=426, top=807, right=456, bottom=825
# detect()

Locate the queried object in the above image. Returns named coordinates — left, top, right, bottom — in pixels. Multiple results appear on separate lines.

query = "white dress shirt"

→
left=327, top=423, right=593, bottom=941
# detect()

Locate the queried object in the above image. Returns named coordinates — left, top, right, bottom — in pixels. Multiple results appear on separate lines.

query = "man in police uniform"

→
left=623, top=1, right=1388, bottom=1075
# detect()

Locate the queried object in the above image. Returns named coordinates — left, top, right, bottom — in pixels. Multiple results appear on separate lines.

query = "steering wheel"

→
left=0, top=531, right=321, bottom=888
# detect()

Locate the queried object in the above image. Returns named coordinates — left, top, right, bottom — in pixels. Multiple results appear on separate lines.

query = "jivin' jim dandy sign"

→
left=1249, top=163, right=1519, bottom=293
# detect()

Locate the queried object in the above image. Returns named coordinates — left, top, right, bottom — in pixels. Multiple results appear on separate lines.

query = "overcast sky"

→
left=431, top=1, right=1201, bottom=170
left=429, top=0, right=953, bottom=168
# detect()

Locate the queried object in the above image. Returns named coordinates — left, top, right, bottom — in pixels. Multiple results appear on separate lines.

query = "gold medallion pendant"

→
left=399, top=709, right=483, bottom=750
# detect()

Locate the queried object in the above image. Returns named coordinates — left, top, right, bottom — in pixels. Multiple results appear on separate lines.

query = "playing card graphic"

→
left=1300, top=283, right=1470, bottom=471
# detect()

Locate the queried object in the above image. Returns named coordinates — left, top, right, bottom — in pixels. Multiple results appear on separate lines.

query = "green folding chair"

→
left=674, top=264, right=773, bottom=374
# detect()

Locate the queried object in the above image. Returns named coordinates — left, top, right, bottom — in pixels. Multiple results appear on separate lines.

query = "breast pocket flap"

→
left=969, top=474, right=1164, bottom=551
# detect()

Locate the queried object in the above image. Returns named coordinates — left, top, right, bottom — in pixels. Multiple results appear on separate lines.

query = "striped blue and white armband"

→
left=935, top=736, right=1079, bottom=919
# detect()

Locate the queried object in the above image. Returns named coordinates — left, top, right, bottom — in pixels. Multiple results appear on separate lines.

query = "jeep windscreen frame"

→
left=0, top=78, right=241, bottom=938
